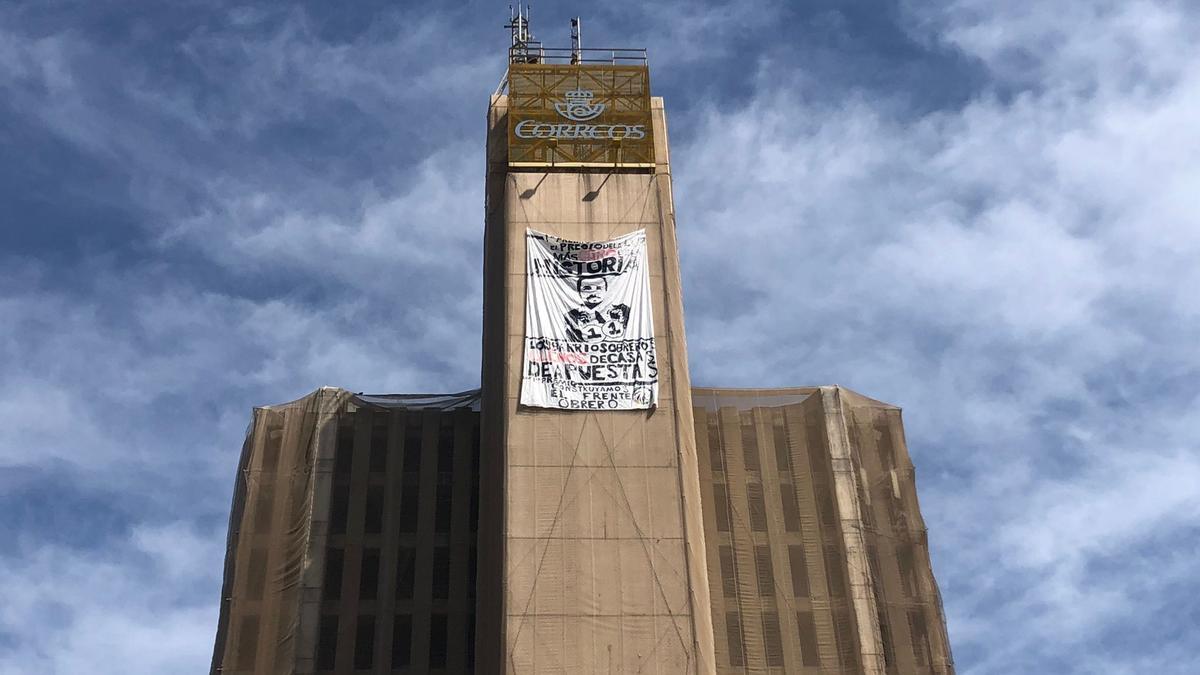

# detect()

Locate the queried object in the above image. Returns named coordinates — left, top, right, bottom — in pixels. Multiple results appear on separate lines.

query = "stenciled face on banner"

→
left=521, top=229, right=658, bottom=411
left=507, top=64, right=655, bottom=167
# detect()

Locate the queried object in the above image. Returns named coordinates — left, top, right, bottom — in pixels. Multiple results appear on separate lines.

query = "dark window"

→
left=395, top=546, right=416, bottom=600
left=816, top=483, right=836, bottom=526
left=437, top=420, right=455, bottom=478
left=713, top=484, right=730, bottom=532
left=468, top=546, right=478, bottom=599
left=391, top=614, right=412, bottom=668
left=254, top=481, right=274, bottom=532
left=429, top=613, right=448, bottom=668
left=354, top=615, right=375, bottom=670
left=879, top=607, right=896, bottom=667
left=909, top=608, right=932, bottom=667
left=470, top=424, right=481, bottom=534
left=747, top=483, right=768, bottom=532
left=868, top=545, right=884, bottom=596
left=335, top=424, right=354, bottom=476
left=470, top=477, right=480, bottom=533
left=317, top=615, right=338, bottom=670
left=807, top=423, right=829, bottom=475
left=262, top=427, right=282, bottom=474
left=235, top=615, right=259, bottom=670
left=875, top=419, right=896, bottom=470
left=402, top=419, right=423, bottom=474
left=773, top=412, right=791, bottom=472
left=740, top=412, right=760, bottom=472
left=467, top=612, right=476, bottom=667
left=897, top=544, right=917, bottom=597
left=887, top=493, right=904, bottom=531
left=762, top=611, right=784, bottom=667
left=247, top=547, right=267, bottom=600
left=834, top=608, right=857, bottom=668
left=755, top=545, right=774, bottom=596
left=825, top=546, right=846, bottom=597
left=796, top=611, right=820, bottom=667
left=322, top=547, right=344, bottom=602
left=432, top=546, right=450, bottom=599
left=359, top=548, right=380, bottom=600
left=788, top=545, right=810, bottom=598
left=397, top=487, right=419, bottom=534
left=861, top=486, right=876, bottom=529
left=435, top=482, right=452, bottom=533
left=369, top=419, right=388, bottom=473
left=364, top=484, right=384, bottom=534
left=781, top=483, right=801, bottom=532
left=718, top=545, right=737, bottom=597
left=329, top=484, right=350, bottom=535
left=726, top=612, right=745, bottom=667
left=706, top=414, right=724, bottom=471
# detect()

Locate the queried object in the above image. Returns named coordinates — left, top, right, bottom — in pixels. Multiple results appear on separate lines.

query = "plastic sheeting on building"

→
left=693, top=386, right=955, bottom=674
left=210, top=388, right=483, bottom=674
left=210, top=384, right=955, bottom=674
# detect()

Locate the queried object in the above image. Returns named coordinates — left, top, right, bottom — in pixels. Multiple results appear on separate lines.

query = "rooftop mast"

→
left=570, top=17, right=582, bottom=65
left=505, top=4, right=539, bottom=63
left=504, top=12, right=645, bottom=66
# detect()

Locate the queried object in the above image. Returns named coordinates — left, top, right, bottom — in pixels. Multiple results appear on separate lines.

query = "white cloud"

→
left=0, top=522, right=222, bottom=675
left=676, top=1, right=1200, bottom=672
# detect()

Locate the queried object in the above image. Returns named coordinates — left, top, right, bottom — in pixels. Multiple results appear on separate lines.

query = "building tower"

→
left=477, top=29, right=713, bottom=674
left=210, top=16, right=954, bottom=675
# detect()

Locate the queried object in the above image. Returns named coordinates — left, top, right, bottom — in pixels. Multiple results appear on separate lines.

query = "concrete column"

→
left=479, top=95, right=714, bottom=674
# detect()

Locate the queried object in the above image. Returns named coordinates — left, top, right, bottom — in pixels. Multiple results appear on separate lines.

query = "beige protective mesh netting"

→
left=211, top=388, right=482, bottom=674
left=691, top=386, right=954, bottom=675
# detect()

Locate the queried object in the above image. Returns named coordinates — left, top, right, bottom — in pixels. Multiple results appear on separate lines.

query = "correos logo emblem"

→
left=555, top=89, right=605, bottom=121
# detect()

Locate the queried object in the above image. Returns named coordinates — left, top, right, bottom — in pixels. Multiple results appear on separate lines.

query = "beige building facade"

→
left=210, top=54, right=953, bottom=675
left=693, top=388, right=954, bottom=673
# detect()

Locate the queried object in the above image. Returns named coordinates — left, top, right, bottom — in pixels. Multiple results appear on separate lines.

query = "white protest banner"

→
left=521, top=229, right=658, bottom=410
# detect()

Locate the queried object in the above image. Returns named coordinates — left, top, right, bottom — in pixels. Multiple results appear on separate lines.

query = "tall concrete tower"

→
left=209, top=19, right=954, bottom=675
left=475, top=42, right=716, bottom=673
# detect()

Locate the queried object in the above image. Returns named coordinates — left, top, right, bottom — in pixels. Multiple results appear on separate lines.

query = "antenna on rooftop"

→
left=570, top=17, right=582, bottom=65
left=506, top=4, right=539, bottom=63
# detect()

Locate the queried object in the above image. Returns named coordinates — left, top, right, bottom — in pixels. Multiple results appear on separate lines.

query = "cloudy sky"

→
left=3, top=0, right=1199, bottom=672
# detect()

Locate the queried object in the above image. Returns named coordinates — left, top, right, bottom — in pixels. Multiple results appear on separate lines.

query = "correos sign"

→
left=514, top=88, right=648, bottom=141
left=506, top=64, right=655, bottom=166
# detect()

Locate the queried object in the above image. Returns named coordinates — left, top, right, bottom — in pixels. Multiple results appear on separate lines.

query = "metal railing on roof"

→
left=509, top=43, right=647, bottom=65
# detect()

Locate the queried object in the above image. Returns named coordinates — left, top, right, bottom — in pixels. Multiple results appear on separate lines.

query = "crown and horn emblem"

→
left=554, top=89, right=606, bottom=122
